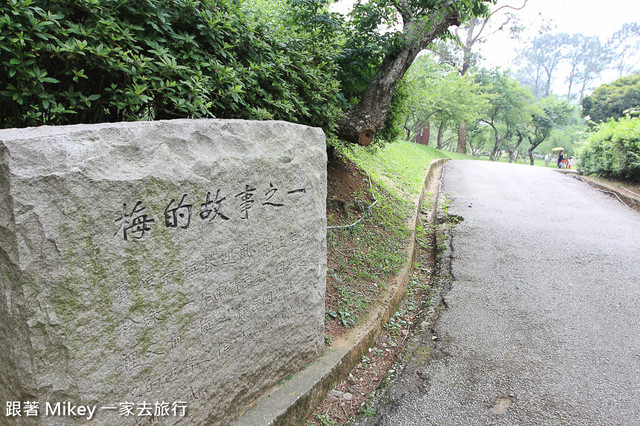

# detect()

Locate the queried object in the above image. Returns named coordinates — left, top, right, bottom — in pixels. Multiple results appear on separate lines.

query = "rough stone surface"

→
left=0, top=119, right=327, bottom=424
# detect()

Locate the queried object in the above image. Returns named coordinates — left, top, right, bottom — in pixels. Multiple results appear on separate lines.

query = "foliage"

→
left=338, top=0, right=496, bottom=107
left=0, top=0, right=341, bottom=130
left=607, top=23, right=640, bottom=78
left=581, top=74, right=640, bottom=124
left=475, top=68, right=534, bottom=160
left=521, top=95, right=572, bottom=164
left=578, top=116, right=640, bottom=182
left=398, top=54, right=489, bottom=142
left=536, top=103, right=585, bottom=156
left=334, top=0, right=397, bottom=107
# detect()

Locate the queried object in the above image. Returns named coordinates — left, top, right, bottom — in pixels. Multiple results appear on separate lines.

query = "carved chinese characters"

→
left=0, top=119, right=327, bottom=424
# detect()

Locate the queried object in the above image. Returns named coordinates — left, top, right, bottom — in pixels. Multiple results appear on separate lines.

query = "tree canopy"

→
left=581, top=74, right=640, bottom=124
left=1, top=0, right=497, bottom=147
left=475, top=68, right=534, bottom=160
left=396, top=54, right=488, bottom=142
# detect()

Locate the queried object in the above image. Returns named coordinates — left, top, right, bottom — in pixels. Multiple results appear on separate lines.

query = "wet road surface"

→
left=362, top=160, right=640, bottom=425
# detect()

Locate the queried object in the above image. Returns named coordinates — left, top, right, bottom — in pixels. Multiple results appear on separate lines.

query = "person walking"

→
left=557, top=150, right=564, bottom=169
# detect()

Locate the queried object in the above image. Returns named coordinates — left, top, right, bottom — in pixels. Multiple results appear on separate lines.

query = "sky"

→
left=480, top=0, right=640, bottom=70
left=331, top=0, right=640, bottom=94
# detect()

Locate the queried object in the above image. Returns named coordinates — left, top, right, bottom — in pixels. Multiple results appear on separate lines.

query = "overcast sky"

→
left=480, top=0, right=640, bottom=70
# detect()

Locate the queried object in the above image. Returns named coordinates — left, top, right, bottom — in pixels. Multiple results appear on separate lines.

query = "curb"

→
left=571, top=174, right=640, bottom=212
left=356, top=180, right=459, bottom=426
left=232, top=158, right=449, bottom=426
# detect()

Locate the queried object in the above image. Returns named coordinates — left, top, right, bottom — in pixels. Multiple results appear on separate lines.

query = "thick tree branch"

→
left=394, top=0, right=413, bottom=24
left=336, top=7, right=461, bottom=146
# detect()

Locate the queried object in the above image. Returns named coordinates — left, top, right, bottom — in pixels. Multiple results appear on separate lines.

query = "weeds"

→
left=326, top=185, right=412, bottom=332
left=314, top=413, right=336, bottom=425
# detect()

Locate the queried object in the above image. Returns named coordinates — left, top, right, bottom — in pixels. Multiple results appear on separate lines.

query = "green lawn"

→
left=345, top=140, right=559, bottom=199
left=345, top=140, right=473, bottom=198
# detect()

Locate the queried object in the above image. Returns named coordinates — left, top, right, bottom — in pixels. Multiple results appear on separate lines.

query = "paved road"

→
left=364, top=160, right=640, bottom=425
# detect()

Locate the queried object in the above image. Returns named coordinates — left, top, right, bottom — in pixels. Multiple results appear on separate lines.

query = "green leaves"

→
left=579, top=116, right=640, bottom=182
left=581, top=75, right=640, bottom=124
left=1, top=0, right=341, bottom=131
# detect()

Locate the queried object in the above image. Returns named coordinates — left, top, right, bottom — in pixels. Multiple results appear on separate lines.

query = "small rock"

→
left=416, top=369, right=429, bottom=380
left=343, top=392, right=353, bottom=401
left=391, top=343, right=398, bottom=347
left=329, top=390, right=344, bottom=399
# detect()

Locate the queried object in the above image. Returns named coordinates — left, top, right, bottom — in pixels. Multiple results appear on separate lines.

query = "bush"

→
left=578, top=116, right=640, bottom=182
left=0, top=0, right=341, bottom=131
left=581, top=74, right=640, bottom=124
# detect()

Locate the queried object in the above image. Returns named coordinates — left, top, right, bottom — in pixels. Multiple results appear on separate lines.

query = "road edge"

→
left=232, top=158, right=449, bottom=426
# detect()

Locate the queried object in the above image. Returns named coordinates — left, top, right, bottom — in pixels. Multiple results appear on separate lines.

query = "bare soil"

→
left=324, top=154, right=377, bottom=338
left=310, top=153, right=438, bottom=425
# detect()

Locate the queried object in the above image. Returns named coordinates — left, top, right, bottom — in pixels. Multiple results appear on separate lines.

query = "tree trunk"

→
left=508, top=133, right=524, bottom=163
left=490, top=126, right=501, bottom=161
left=335, top=9, right=460, bottom=146
left=456, top=121, right=467, bottom=153
left=436, top=121, right=446, bottom=149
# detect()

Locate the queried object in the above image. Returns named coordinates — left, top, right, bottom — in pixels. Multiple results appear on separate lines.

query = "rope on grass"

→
left=327, top=170, right=379, bottom=230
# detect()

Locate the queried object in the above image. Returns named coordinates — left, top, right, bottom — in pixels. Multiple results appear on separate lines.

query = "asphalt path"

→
left=365, top=160, right=640, bottom=425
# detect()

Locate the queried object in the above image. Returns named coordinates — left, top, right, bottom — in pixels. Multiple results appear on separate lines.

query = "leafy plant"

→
left=0, top=0, right=341, bottom=130
left=314, top=413, right=336, bottom=426
left=578, top=115, right=640, bottom=182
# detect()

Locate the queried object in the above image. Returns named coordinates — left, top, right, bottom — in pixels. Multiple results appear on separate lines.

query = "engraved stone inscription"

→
left=0, top=119, right=327, bottom=424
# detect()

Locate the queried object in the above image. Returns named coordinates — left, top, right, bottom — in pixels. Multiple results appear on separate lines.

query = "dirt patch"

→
left=324, top=152, right=411, bottom=339
left=325, top=154, right=377, bottom=338
left=309, top=266, right=437, bottom=425
left=490, top=397, right=513, bottom=415
left=310, top=184, right=438, bottom=425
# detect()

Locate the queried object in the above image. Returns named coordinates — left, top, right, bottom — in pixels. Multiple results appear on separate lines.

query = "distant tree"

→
left=607, top=23, right=640, bottom=78
left=430, top=1, right=526, bottom=153
left=516, top=33, right=570, bottom=98
left=581, top=74, right=640, bottom=124
left=399, top=55, right=488, bottom=143
left=564, top=34, right=607, bottom=103
left=476, top=68, right=534, bottom=160
left=522, top=96, right=572, bottom=165
left=466, top=123, right=493, bottom=156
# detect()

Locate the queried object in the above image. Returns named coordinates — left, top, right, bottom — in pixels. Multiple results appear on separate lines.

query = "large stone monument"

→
left=0, top=119, right=327, bottom=424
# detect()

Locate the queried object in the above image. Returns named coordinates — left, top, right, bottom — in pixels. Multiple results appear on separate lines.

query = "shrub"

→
left=0, top=0, right=341, bottom=131
left=578, top=116, right=640, bottom=182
